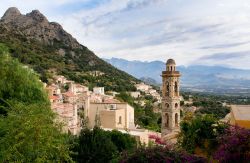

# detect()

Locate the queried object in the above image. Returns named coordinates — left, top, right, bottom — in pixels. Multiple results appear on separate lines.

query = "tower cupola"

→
left=166, top=59, right=176, bottom=71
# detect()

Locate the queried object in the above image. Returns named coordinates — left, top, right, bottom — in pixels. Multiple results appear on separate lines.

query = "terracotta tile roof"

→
left=49, top=95, right=59, bottom=100
left=63, top=91, right=75, bottom=97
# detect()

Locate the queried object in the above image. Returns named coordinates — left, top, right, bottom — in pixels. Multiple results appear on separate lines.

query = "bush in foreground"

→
left=120, top=146, right=206, bottom=163
left=213, top=125, right=250, bottom=162
left=72, top=127, right=137, bottom=163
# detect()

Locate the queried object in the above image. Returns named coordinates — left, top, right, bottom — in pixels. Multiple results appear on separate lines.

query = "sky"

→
left=1, top=0, right=250, bottom=69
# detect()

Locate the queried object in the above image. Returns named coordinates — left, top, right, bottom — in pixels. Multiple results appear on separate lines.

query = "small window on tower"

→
left=175, top=103, right=178, bottom=108
left=165, top=82, right=170, bottom=96
left=175, top=113, right=178, bottom=127
left=166, top=103, right=169, bottom=108
left=165, top=113, right=169, bottom=127
left=175, top=81, right=178, bottom=93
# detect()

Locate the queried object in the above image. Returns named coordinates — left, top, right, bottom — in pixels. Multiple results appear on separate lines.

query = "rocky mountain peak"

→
left=26, top=10, right=48, bottom=22
left=1, top=7, right=21, bottom=21
left=0, top=7, right=81, bottom=49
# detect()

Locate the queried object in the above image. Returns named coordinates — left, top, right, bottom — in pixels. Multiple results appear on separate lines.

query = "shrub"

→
left=178, top=114, right=228, bottom=154
left=72, top=127, right=137, bottom=162
left=120, top=146, right=206, bottom=163
left=213, top=125, right=250, bottom=162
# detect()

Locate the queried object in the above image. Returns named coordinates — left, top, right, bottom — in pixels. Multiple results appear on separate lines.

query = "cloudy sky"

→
left=1, top=0, right=250, bottom=69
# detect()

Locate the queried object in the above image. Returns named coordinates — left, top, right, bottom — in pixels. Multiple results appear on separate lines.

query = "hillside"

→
left=0, top=7, right=138, bottom=92
left=105, top=58, right=250, bottom=94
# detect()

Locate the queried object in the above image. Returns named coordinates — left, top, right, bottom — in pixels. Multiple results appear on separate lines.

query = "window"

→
left=165, top=113, right=169, bottom=127
left=166, top=103, right=169, bottom=108
left=175, top=113, right=178, bottom=127
left=118, top=116, right=122, bottom=124
left=175, top=103, right=178, bottom=108
left=165, top=82, right=170, bottom=96
left=175, top=81, right=178, bottom=93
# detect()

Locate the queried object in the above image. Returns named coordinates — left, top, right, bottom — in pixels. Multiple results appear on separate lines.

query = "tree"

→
left=0, top=103, right=72, bottom=162
left=74, top=127, right=118, bottom=163
left=109, top=130, right=137, bottom=152
left=0, top=45, right=72, bottom=162
left=0, top=44, right=49, bottom=110
left=72, top=127, right=137, bottom=163
left=178, top=114, right=228, bottom=155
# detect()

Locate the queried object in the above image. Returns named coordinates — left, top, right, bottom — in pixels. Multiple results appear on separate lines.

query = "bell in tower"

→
left=161, top=58, right=181, bottom=137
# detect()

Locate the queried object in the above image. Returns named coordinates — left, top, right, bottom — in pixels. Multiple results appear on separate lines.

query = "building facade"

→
left=87, top=102, right=135, bottom=129
left=93, top=87, right=105, bottom=95
left=230, top=105, right=250, bottom=129
left=161, top=59, right=181, bottom=137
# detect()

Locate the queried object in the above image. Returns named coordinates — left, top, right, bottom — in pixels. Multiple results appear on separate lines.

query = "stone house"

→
left=87, top=102, right=135, bottom=130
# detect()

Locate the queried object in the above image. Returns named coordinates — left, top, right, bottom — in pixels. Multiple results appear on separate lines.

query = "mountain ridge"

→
left=105, top=57, right=250, bottom=94
left=0, top=7, right=139, bottom=92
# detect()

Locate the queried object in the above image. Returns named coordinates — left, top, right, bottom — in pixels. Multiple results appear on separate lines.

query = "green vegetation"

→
left=116, top=92, right=161, bottom=132
left=183, top=91, right=250, bottom=105
left=72, top=127, right=137, bottom=162
left=178, top=113, right=250, bottom=162
left=178, top=114, right=228, bottom=155
left=0, top=45, right=72, bottom=162
left=120, top=146, right=206, bottom=163
left=193, top=100, right=230, bottom=119
left=182, top=92, right=230, bottom=119
left=0, top=27, right=138, bottom=92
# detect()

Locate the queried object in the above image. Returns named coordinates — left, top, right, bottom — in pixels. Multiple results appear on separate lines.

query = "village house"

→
left=51, top=103, right=80, bottom=135
left=135, top=82, right=151, bottom=92
left=88, top=71, right=105, bottom=77
left=63, top=91, right=77, bottom=103
left=46, top=84, right=63, bottom=103
left=54, top=75, right=69, bottom=86
left=69, top=82, right=89, bottom=95
left=230, top=105, right=250, bottom=129
left=87, top=102, right=135, bottom=130
left=93, top=87, right=105, bottom=95
left=130, top=91, right=141, bottom=98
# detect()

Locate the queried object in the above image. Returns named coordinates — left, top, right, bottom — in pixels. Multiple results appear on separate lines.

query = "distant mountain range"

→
left=105, top=58, right=250, bottom=95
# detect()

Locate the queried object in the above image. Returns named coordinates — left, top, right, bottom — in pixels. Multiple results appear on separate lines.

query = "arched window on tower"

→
left=165, top=82, right=170, bottom=96
left=175, top=113, right=178, bottom=127
left=165, top=113, right=169, bottom=127
left=174, top=81, right=178, bottom=96
left=175, top=103, right=178, bottom=108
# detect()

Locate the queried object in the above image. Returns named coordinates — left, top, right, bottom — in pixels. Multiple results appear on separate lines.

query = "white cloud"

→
left=1, top=0, right=250, bottom=69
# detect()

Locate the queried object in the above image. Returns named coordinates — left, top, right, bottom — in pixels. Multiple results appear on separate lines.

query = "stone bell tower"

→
left=161, top=59, right=181, bottom=137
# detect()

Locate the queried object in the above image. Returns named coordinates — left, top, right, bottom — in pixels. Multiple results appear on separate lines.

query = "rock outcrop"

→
left=0, top=7, right=81, bottom=49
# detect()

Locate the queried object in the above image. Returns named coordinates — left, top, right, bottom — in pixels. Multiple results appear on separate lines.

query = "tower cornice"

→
left=161, top=71, right=181, bottom=77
